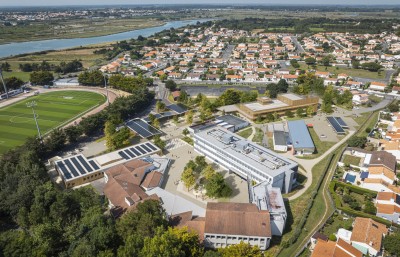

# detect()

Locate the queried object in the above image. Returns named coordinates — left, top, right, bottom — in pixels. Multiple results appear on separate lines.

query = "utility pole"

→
left=0, top=68, right=9, bottom=99
left=102, top=73, right=110, bottom=106
left=26, top=101, right=42, bottom=140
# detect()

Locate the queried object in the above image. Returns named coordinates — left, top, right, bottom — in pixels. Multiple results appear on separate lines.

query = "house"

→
left=171, top=91, right=181, bottom=101
left=324, top=78, right=338, bottom=86
left=350, top=217, right=387, bottom=256
left=185, top=73, right=202, bottom=81
left=369, top=82, right=387, bottom=92
left=311, top=239, right=363, bottom=257
left=375, top=191, right=400, bottom=224
left=315, top=71, right=331, bottom=78
left=352, top=93, right=369, bottom=105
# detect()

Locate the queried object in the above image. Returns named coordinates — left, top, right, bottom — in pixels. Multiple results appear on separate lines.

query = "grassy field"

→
left=297, top=128, right=336, bottom=159
left=342, top=154, right=361, bottom=166
left=2, top=46, right=109, bottom=81
left=0, top=18, right=164, bottom=45
left=237, top=127, right=252, bottom=139
left=0, top=90, right=105, bottom=154
left=252, top=128, right=264, bottom=143
left=293, top=63, right=386, bottom=80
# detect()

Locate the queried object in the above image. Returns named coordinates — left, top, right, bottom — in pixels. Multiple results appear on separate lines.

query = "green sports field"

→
left=0, top=90, right=106, bottom=154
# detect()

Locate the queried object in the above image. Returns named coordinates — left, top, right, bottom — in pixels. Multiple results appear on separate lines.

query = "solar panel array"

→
left=56, top=154, right=98, bottom=180
left=56, top=142, right=160, bottom=181
left=126, top=119, right=162, bottom=138
left=167, top=104, right=188, bottom=114
left=143, top=111, right=176, bottom=123
left=334, top=117, right=349, bottom=129
left=327, top=117, right=345, bottom=134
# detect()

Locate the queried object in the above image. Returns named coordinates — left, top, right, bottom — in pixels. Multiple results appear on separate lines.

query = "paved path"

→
left=247, top=126, right=257, bottom=141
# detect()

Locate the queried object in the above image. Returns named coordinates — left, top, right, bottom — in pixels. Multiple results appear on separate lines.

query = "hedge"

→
left=332, top=180, right=377, bottom=198
left=337, top=206, right=393, bottom=227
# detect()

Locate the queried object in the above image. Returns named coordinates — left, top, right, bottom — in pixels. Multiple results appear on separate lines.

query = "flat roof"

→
left=281, top=93, right=303, bottom=101
left=166, top=104, right=188, bottom=114
left=273, top=131, right=288, bottom=146
left=195, top=128, right=297, bottom=178
left=215, top=114, right=248, bottom=127
left=243, top=99, right=288, bottom=112
left=287, top=120, right=315, bottom=150
left=55, top=142, right=160, bottom=182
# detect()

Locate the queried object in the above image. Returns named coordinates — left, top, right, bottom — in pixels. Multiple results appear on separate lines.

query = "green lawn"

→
left=252, top=128, right=264, bottom=143
left=292, top=63, right=386, bottom=80
left=0, top=90, right=105, bottom=154
left=237, top=127, right=252, bottom=139
left=321, top=213, right=354, bottom=238
left=342, top=154, right=361, bottom=166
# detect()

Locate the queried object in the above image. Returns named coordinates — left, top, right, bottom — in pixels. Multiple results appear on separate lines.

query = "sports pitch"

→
left=0, top=90, right=106, bottom=154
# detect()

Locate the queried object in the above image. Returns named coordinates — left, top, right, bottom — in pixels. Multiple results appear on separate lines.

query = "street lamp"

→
left=26, top=101, right=42, bottom=140
left=0, top=68, right=9, bottom=99
left=102, top=73, right=110, bottom=106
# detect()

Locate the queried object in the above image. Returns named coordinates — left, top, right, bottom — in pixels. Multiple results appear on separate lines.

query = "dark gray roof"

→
left=215, top=115, right=248, bottom=127
left=273, top=131, right=287, bottom=146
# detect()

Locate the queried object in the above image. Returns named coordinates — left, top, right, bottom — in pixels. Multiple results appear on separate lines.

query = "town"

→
left=1, top=5, right=400, bottom=257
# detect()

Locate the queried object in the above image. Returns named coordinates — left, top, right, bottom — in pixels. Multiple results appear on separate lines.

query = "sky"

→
left=0, top=0, right=399, bottom=7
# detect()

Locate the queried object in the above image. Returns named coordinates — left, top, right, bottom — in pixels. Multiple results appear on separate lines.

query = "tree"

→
left=141, top=227, right=203, bottom=257
left=148, top=113, right=156, bottom=124
left=181, top=167, right=196, bottom=191
left=321, top=85, right=334, bottom=113
left=321, top=55, right=332, bottom=67
left=285, top=110, right=294, bottom=118
left=265, top=83, right=278, bottom=98
left=160, top=74, right=168, bottom=81
left=363, top=201, right=376, bottom=215
left=186, top=110, right=194, bottom=124
left=296, top=107, right=304, bottom=117
left=156, top=101, right=166, bottom=113
left=30, top=71, right=54, bottom=85
left=328, top=234, right=337, bottom=241
left=104, top=121, right=131, bottom=150
left=195, top=156, right=207, bottom=171
left=165, top=80, right=177, bottom=91
left=388, top=102, right=399, bottom=113
left=277, top=79, right=289, bottom=93
left=0, top=77, right=24, bottom=92
left=152, top=118, right=160, bottom=129
left=305, top=57, right=316, bottom=66
left=306, top=105, right=314, bottom=117
left=153, top=135, right=166, bottom=150
left=218, top=89, right=242, bottom=105
left=218, top=242, right=264, bottom=257
left=45, top=128, right=66, bottom=152
left=64, top=126, right=81, bottom=143
left=1, top=62, right=11, bottom=72
left=361, top=62, right=382, bottom=72
left=183, top=128, right=189, bottom=136
left=347, top=136, right=367, bottom=148
left=290, top=59, right=300, bottom=69
left=178, top=90, right=189, bottom=103
left=78, top=70, right=104, bottom=86
left=202, top=165, right=216, bottom=180
left=173, top=115, right=178, bottom=124
left=205, top=173, right=232, bottom=199
left=383, top=232, right=400, bottom=256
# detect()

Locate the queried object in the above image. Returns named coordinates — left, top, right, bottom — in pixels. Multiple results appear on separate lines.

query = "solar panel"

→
left=140, top=144, right=152, bottom=153
left=335, top=117, right=348, bottom=129
left=167, top=104, right=188, bottom=114
left=77, top=155, right=93, bottom=172
left=126, top=120, right=152, bottom=138
left=327, top=117, right=345, bottom=134
left=57, top=161, right=72, bottom=179
left=71, top=157, right=87, bottom=175
left=135, top=120, right=161, bottom=135
left=64, top=159, right=80, bottom=177
left=118, top=151, right=130, bottom=160
left=145, top=142, right=157, bottom=151
left=89, top=160, right=100, bottom=170
left=135, top=145, right=147, bottom=155
left=130, top=147, right=141, bottom=156
left=124, top=149, right=135, bottom=158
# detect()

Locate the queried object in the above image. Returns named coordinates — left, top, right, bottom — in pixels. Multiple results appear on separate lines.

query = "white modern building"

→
left=194, top=127, right=298, bottom=194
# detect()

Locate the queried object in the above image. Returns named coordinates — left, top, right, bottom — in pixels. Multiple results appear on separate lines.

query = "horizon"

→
left=1, top=2, right=400, bottom=8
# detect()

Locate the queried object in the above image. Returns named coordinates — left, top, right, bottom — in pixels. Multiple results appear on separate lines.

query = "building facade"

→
left=194, top=127, right=298, bottom=193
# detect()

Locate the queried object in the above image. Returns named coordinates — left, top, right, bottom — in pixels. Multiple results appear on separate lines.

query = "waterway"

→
left=0, top=19, right=207, bottom=59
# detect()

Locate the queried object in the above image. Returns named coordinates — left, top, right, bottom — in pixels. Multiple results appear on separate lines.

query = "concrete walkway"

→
left=286, top=130, right=355, bottom=200
left=247, top=126, right=257, bottom=141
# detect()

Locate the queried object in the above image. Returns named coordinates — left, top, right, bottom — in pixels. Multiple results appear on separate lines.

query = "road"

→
left=327, top=36, right=345, bottom=50
left=291, top=36, right=305, bottom=53
left=222, top=44, right=235, bottom=61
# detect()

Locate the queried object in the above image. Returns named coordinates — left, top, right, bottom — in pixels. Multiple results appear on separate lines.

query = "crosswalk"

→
left=165, top=138, right=190, bottom=150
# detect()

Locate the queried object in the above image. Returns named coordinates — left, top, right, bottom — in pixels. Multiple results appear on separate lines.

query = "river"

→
left=0, top=19, right=207, bottom=59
